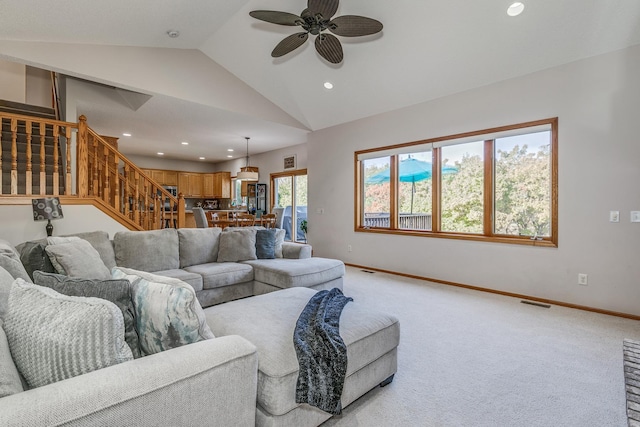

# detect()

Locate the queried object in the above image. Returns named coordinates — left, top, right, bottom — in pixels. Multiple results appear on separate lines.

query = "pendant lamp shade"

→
left=237, top=137, right=259, bottom=181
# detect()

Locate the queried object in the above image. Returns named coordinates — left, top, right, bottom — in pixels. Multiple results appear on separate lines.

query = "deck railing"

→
left=364, top=213, right=433, bottom=230
left=0, top=112, right=184, bottom=230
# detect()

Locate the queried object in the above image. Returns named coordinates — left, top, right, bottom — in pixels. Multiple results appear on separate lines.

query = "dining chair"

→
left=235, top=213, right=256, bottom=227
left=192, top=207, right=209, bottom=228
left=261, top=213, right=277, bottom=229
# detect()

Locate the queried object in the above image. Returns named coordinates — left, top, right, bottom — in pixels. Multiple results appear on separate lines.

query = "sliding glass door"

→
left=271, top=169, right=307, bottom=242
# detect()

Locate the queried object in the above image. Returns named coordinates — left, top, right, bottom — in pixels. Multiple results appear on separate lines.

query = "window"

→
left=271, top=169, right=308, bottom=243
left=355, top=118, right=558, bottom=246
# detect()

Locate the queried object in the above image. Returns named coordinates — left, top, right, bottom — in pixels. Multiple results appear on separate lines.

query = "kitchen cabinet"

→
left=178, top=172, right=203, bottom=197
left=143, top=169, right=178, bottom=186
left=214, top=172, right=231, bottom=198
left=202, top=174, right=214, bottom=197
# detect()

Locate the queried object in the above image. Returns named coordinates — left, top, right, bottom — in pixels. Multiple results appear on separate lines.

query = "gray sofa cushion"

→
left=204, top=287, right=400, bottom=417
left=0, top=266, right=14, bottom=320
left=0, top=241, right=31, bottom=283
left=217, top=228, right=257, bottom=263
left=112, top=267, right=215, bottom=356
left=0, top=319, right=23, bottom=398
left=242, top=257, right=345, bottom=289
left=151, top=268, right=204, bottom=292
left=5, top=279, right=133, bottom=389
left=33, top=271, right=141, bottom=359
left=178, top=228, right=222, bottom=267
left=45, top=238, right=111, bottom=280
left=63, top=231, right=117, bottom=270
left=184, top=262, right=254, bottom=290
left=17, top=240, right=56, bottom=279
left=114, top=229, right=179, bottom=272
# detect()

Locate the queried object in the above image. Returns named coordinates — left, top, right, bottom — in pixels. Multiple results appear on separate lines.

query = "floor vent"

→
left=361, top=270, right=376, bottom=274
left=520, top=300, right=551, bottom=308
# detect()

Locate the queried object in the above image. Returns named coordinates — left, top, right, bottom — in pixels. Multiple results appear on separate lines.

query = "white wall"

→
left=25, top=65, right=51, bottom=107
left=0, top=205, right=127, bottom=246
left=126, top=154, right=217, bottom=173
left=308, top=45, right=640, bottom=316
left=0, top=59, right=25, bottom=102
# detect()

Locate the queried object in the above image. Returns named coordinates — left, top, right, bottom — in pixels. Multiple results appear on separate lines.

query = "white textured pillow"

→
left=217, top=228, right=257, bottom=262
left=4, top=279, right=133, bottom=389
left=274, top=228, right=286, bottom=258
left=45, top=238, right=111, bottom=280
left=112, top=267, right=215, bottom=356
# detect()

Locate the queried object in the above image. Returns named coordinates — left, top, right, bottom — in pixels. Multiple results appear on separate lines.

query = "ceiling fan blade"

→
left=328, top=15, right=383, bottom=37
left=249, top=10, right=303, bottom=26
left=307, top=0, right=339, bottom=20
left=315, top=33, right=343, bottom=64
left=272, top=32, right=309, bottom=57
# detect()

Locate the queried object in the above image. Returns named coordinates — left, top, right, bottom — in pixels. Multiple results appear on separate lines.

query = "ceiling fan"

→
left=249, top=0, right=383, bottom=64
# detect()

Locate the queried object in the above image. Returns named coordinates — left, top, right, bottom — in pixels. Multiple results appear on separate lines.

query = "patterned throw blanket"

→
left=293, top=288, right=353, bottom=415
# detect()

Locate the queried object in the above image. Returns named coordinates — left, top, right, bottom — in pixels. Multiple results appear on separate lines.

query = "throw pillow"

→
left=0, top=266, right=15, bottom=320
left=18, top=240, right=56, bottom=280
left=274, top=228, right=286, bottom=258
left=0, top=319, right=23, bottom=398
left=45, top=238, right=111, bottom=280
left=217, top=228, right=257, bottom=263
left=0, top=240, right=31, bottom=283
left=111, top=267, right=215, bottom=356
left=177, top=228, right=222, bottom=267
left=33, top=271, right=141, bottom=359
left=4, top=279, right=133, bottom=389
left=256, top=229, right=277, bottom=259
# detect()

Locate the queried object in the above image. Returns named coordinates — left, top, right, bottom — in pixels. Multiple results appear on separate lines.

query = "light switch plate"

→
left=631, top=211, right=640, bottom=223
left=610, top=211, right=620, bottom=222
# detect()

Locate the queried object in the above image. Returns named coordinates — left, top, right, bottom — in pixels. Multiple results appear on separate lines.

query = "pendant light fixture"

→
left=237, top=137, right=259, bottom=181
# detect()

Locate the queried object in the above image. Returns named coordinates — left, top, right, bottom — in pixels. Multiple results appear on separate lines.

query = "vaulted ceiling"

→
left=1, top=0, right=639, bottom=161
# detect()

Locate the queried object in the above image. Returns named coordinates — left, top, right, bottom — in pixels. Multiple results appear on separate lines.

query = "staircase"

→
left=0, top=108, right=185, bottom=230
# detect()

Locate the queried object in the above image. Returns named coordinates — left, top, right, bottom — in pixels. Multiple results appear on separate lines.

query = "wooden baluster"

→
left=142, top=177, right=149, bottom=230
left=10, top=119, right=18, bottom=195
left=154, top=193, right=161, bottom=230
left=39, top=122, right=46, bottom=195
left=77, top=116, right=89, bottom=198
left=123, top=164, right=130, bottom=218
left=53, top=125, right=60, bottom=195
left=25, top=120, right=32, bottom=196
left=177, top=193, right=185, bottom=228
left=103, top=145, right=110, bottom=204
left=113, top=153, right=120, bottom=214
left=65, top=127, right=72, bottom=195
left=134, top=170, right=140, bottom=225
left=92, top=135, right=99, bottom=197
left=0, top=118, right=3, bottom=194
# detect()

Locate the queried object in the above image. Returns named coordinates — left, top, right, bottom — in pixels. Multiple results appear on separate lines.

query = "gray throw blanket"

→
left=293, top=288, right=353, bottom=415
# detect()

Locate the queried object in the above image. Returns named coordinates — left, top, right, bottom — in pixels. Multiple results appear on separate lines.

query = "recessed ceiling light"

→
left=122, top=133, right=131, bottom=137
left=157, top=152, right=164, bottom=156
left=507, top=2, right=525, bottom=16
left=167, top=30, right=180, bottom=38
left=227, top=155, right=233, bottom=158
left=199, top=157, right=205, bottom=160
left=181, top=141, right=189, bottom=145
left=227, top=149, right=234, bottom=152
left=324, top=82, right=334, bottom=90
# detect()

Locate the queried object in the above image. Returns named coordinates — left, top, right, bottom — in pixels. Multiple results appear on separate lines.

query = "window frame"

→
left=271, top=169, right=308, bottom=243
left=354, top=118, right=558, bottom=247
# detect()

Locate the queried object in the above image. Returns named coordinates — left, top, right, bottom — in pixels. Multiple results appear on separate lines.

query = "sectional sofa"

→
left=0, top=229, right=399, bottom=426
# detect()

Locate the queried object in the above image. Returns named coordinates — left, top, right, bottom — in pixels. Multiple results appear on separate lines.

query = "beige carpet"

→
left=321, top=267, right=639, bottom=427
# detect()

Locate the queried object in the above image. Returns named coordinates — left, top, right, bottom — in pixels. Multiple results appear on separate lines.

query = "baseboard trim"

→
left=345, top=263, right=640, bottom=321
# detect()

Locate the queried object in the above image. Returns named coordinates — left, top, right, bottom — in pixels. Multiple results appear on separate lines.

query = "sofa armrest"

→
left=282, top=242, right=312, bottom=259
left=0, top=336, right=258, bottom=427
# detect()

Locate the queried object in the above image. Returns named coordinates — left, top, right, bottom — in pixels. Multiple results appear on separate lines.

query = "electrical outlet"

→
left=348, top=244, right=352, bottom=252
left=578, top=273, right=588, bottom=286
left=610, top=211, right=620, bottom=223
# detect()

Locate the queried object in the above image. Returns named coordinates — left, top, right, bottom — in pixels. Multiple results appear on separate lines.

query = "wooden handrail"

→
left=0, top=111, right=184, bottom=231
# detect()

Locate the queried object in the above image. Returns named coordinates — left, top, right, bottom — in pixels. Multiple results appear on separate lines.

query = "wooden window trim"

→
left=355, top=118, right=558, bottom=247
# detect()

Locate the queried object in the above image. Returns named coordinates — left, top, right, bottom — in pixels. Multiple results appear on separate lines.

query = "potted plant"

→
left=299, top=219, right=308, bottom=243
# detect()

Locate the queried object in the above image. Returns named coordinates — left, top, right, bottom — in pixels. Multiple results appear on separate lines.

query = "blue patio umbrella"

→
left=366, top=157, right=457, bottom=213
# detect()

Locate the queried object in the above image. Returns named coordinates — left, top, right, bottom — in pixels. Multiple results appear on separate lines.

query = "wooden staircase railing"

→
left=0, top=111, right=185, bottom=230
